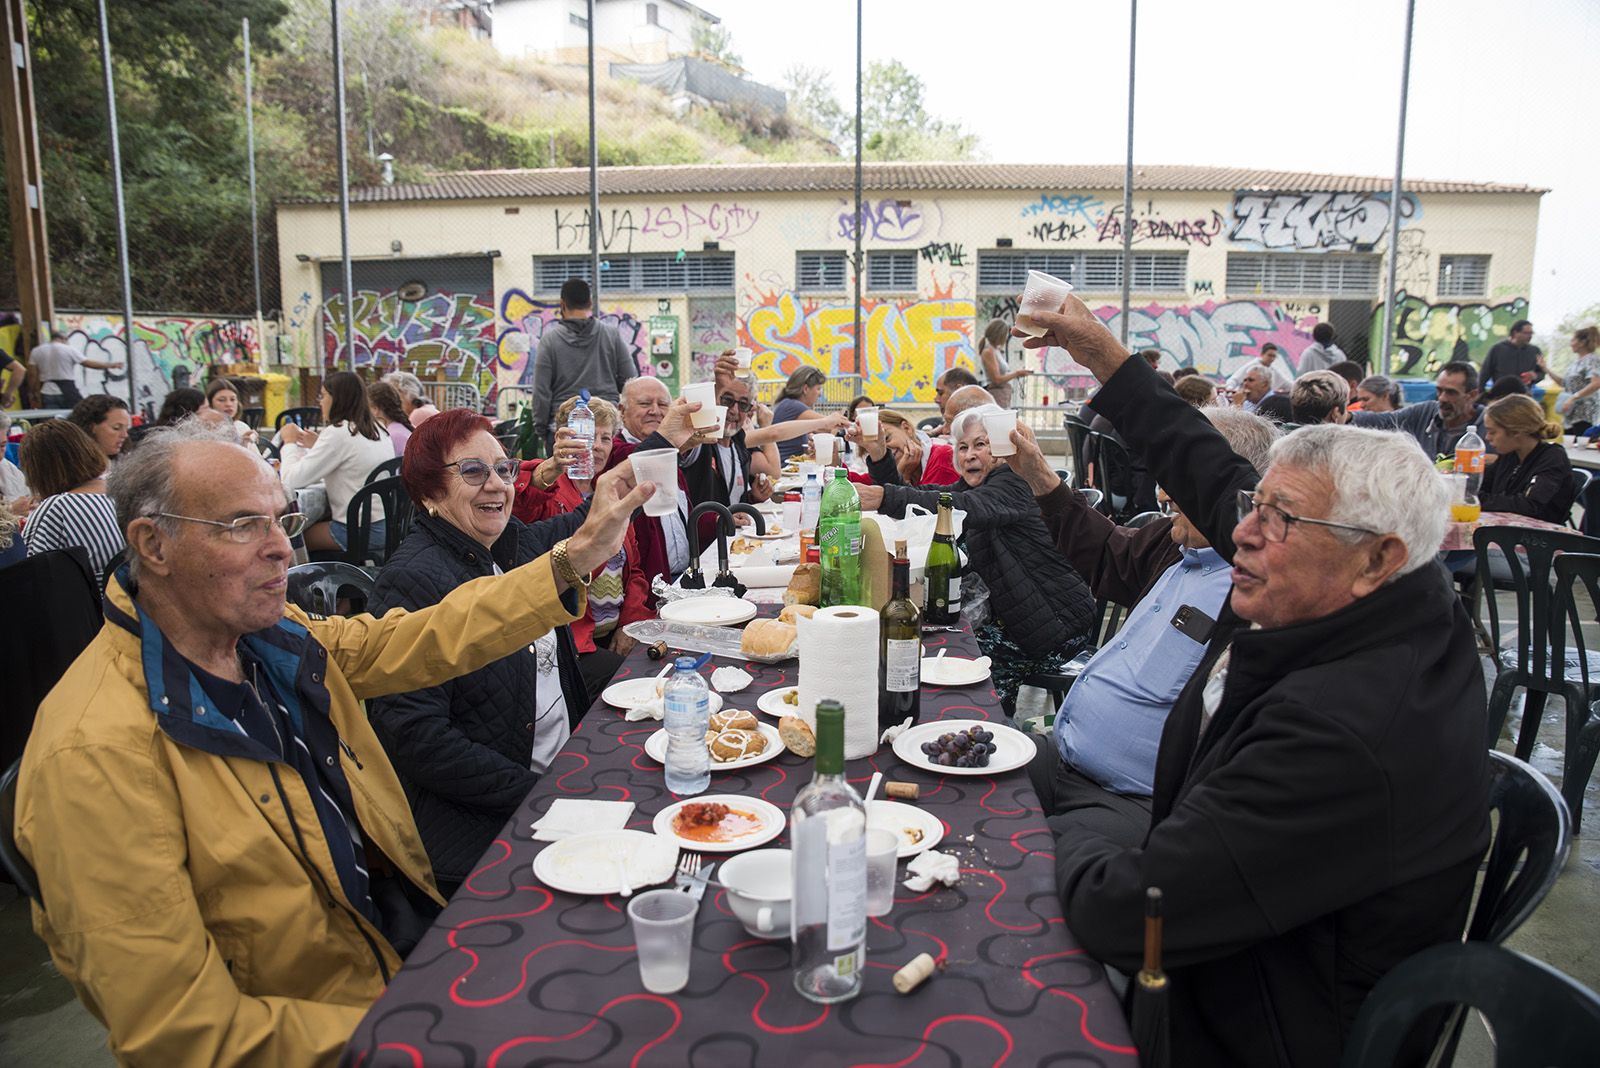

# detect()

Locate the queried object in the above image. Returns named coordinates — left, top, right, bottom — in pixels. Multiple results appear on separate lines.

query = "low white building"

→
left=492, top=0, right=718, bottom=65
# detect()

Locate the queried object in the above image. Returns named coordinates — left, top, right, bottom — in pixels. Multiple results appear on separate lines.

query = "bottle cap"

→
left=673, top=655, right=697, bottom=671
left=579, top=388, right=591, bottom=403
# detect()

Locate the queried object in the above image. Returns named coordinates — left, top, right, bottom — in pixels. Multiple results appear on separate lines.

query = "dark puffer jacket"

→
left=369, top=512, right=590, bottom=884
left=879, top=467, right=1096, bottom=657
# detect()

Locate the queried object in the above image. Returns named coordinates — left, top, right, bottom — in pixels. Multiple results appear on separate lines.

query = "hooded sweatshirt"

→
left=531, top=316, right=639, bottom=433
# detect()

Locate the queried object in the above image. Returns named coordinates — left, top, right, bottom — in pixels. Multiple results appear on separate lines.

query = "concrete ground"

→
left=3, top=601, right=1597, bottom=1065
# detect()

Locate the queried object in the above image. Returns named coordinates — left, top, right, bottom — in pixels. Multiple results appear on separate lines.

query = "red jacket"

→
left=853, top=442, right=961, bottom=487
left=601, top=435, right=691, bottom=604
left=512, top=467, right=651, bottom=653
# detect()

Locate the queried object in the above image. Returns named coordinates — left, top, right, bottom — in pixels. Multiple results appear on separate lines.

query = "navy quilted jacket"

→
left=369, top=511, right=589, bottom=883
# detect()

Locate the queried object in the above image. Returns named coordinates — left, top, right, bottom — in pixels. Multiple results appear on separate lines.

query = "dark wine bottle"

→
left=879, top=539, right=921, bottom=730
left=923, top=493, right=961, bottom=624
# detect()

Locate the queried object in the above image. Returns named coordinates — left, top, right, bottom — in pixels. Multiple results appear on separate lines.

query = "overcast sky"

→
left=717, top=0, right=1598, bottom=329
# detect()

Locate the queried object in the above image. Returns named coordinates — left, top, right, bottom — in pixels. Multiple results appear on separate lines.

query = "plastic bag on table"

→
left=900, top=502, right=967, bottom=570
left=650, top=574, right=739, bottom=606
left=958, top=570, right=991, bottom=632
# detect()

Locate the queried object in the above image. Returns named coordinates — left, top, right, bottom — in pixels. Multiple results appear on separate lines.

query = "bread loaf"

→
left=740, top=618, right=797, bottom=658
left=778, top=603, right=818, bottom=625
left=783, top=563, right=820, bottom=607
left=779, top=715, right=816, bottom=757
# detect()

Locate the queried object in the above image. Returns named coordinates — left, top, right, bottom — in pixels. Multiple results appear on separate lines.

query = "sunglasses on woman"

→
left=445, top=458, right=520, bottom=486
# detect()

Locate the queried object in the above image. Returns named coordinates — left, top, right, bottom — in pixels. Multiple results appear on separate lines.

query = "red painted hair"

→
left=400, top=407, right=494, bottom=505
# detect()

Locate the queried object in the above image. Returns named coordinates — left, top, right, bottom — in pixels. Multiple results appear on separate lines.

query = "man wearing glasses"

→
left=1016, top=296, right=1489, bottom=1068
left=1353, top=360, right=1487, bottom=462
left=15, top=419, right=652, bottom=1065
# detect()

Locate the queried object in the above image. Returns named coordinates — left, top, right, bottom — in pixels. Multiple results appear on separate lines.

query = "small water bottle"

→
left=568, top=389, right=595, bottom=480
left=663, top=657, right=711, bottom=796
left=801, top=472, right=822, bottom=533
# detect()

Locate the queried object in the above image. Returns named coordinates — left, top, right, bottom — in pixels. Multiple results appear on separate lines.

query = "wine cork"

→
left=885, top=781, right=920, bottom=801
left=893, top=953, right=937, bottom=994
left=646, top=640, right=669, bottom=661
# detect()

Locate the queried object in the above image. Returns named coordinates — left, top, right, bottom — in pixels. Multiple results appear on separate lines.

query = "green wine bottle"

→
left=924, top=493, right=960, bottom=625
left=879, top=539, right=921, bottom=730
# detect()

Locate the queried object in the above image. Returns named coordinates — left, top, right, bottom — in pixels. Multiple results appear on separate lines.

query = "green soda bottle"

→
left=818, top=468, right=862, bottom=606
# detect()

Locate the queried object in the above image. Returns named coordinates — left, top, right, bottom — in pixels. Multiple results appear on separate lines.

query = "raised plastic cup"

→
left=1015, top=270, right=1075, bottom=338
left=856, top=407, right=880, bottom=438
left=709, top=406, right=729, bottom=438
left=813, top=433, right=839, bottom=466
left=627, top=889, right=698, bottom=994
left=864, top=828, right=900, bottom=918
left=734, top=347, right=754, bottom=370
left=630, top=448, right=681, bottom=517
left=983, top=409, right=1020, bottom=457
left=682, top=382, right=719, bottom=429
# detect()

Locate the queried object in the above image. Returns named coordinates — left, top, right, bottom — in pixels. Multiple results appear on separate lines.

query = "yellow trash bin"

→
left=261, top=373, right=294, bottom=428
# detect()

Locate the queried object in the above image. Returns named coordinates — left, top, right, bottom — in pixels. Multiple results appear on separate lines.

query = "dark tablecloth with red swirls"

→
left=345, top=621, right=1137, bottom=1067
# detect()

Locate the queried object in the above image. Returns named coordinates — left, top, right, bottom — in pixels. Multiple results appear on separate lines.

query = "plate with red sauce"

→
left=652, top=795, right=786, bottom=853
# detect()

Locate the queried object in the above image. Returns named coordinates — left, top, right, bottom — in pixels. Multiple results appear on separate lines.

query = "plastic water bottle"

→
left=663, top=657, right=711, bottom=796
left=568, top=389, right=595, bottom=480
left=801, top=472, right=822, bottom=534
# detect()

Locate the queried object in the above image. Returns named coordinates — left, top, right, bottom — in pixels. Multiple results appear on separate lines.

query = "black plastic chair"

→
left=1087, top=430, right=1142, bottom=522
left=1475, top=526, right=1600, bottom=763
left=0, top=548, right=101, bottom=773
left=1567, top=469, right=1592, bottom=530
left=275, top=406, right=323, bottom=431
left=916, top=415, right=943, bottom=433
left=1554, top=552, right=1600, bottom=829
left=1062, top=412, right=1094, bottom=490
left=0, top=758, right=41, bottom=905
left=255, top=438, right=280, bottom=463
left=310, top=475, right=413, bottom=568
left=1340, top=942, right=1600, bottom=1068
left=1471, top=750, right=1572, bottom=944
left=287, top=561, right=378, bottom=617
left=240, top=406, right=265, bottom=431
left=365, top=456, right=402, bottom=483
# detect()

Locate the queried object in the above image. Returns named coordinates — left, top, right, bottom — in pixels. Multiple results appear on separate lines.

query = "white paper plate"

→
left=920, top=655, right=992, bottom=687
left=601, top=677, right=724, bottom=716
left=644, top=722, right=783, bottom=772
left=660, top=598, right=760, bottom=626
left=746, top=527, right=790, bottom=540
left=531, top=829, right=679, bottom=895
left=652, top=795, right=786, bottom=853
left=867, top=800, right=943, bottom=858
left=756, top=685, right=801, bottom=718
left=891, top=719, right=1033, bottom=777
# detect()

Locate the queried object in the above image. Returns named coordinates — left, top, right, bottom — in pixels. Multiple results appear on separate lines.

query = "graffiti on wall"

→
left=689, top=299, right=737, bottom=382
left=1020, top=193, right=1105, bottom=222
left=741, top=284, right=976, bottom=404
left=1018, top=194, right=1225, bottom=246
left=835, top=198, right=942, bottom=243
left=553, top=202, right=761, bottom=253
left=322, top=289, right=497, bottom=396
left=1369, top=291, right=1529, bottom=376
left=51, top=313, right=266, bottom=412
left=1228, top=191, right=1421, bottom=251
left=496, top=289, right=650, bottom=389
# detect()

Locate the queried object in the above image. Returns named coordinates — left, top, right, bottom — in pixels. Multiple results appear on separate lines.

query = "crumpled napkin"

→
left=879, top=716, right=912, bottom=745
left=711, top=666, right=753, bottom=693
left=624, top=698, right=665, bottom=722
left=531, top=799, right=635, bottom=841
left=903, top=850, right=960, bottom=892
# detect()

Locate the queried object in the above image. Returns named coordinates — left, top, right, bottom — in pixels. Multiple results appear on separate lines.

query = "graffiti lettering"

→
left=1229, top=191, right=1420, bottom=251
left=1028, top=221, right=1089, bottom=243
left=742, top=287, right=976, bottom=403
left=497, top=289, right=648, bottom=389
left=636, top=202, right=761, bottom=244
left=554, top=207, right=639, bottom=253
left=1019, top=193, right=1104, bottom=222
left=54, top=313, right=266, bottom=411
left=836, top=198, right=939, bottom=243
left=1370, top=291, right=1529, bottom=375
left=1096, top=205, right=1226, bottom=247
left=689, top=299, right=737, bottom=379
left=1192, top=280, right=1215, bottom=295
left=918, top=242, right=966, bottom=266
left=323, top=288, right=497, bottom=397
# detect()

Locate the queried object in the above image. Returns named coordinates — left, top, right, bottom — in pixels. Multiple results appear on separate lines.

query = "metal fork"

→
left=675, top=851, right=702, bottom=891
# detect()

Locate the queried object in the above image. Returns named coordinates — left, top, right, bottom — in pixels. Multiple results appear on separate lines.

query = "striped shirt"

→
left=25, top=491, right=124, bottom=586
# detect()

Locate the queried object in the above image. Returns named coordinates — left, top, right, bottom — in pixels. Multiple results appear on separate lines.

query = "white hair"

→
left=621, top=376, right=671, bottom=403
left=1202, top=407, right=1278, bottom=473
left=951, top=402, right=1005, bottom=443
left=381, top=370, right=425, bottom=400
left=1265, top=424, right=1446, bottom=577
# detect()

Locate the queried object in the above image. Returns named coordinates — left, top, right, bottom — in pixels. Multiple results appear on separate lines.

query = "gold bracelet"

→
left=551, top=539, right=592, bottom=589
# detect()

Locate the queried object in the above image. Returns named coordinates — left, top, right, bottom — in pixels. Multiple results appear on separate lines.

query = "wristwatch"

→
left=551, top=538, right=592, bottom=589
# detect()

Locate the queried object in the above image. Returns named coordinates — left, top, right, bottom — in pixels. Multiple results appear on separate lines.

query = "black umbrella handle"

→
left=1142, top=886, right=1164, bottom=976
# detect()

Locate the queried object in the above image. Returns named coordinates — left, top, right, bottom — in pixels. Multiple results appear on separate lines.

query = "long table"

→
left=344, top=619, right=1136, bottom=1067
left=1563, top=441, right=1600, bottom=472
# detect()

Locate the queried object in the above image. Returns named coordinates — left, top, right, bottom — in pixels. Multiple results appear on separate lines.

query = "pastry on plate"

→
left=706, top=728, right=769, bottom=762
left=709, top=708, right=759, bottom=733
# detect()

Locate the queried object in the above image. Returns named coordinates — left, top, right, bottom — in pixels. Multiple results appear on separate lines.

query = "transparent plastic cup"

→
left=813, top=433, right=838, bottom=466
left=709, top=406, right=729, bottom=438
left=856, top=407, right=879, bottom=438
left=1015, top=270, right=1075, bottom=338
left=864, top=828, right=900, bottom=918
left=628, top=889, right=698, bottom=994
left=734, top=347, right=754, bottom=370
left=630, top=448, right=681, bottom=517
left=682, top=382, right=719, bottom=429
left=984, top=410, right=1019, bottom=457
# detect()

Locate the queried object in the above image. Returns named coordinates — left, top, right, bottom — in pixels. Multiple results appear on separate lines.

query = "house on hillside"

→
left=493, top=0, right=718, bottom=65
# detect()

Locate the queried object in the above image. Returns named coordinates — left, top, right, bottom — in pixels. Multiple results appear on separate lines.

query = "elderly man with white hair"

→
left=1016, top=295, right=1489, bottom=1068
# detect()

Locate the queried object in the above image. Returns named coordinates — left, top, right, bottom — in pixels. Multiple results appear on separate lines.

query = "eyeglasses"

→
left=154, top=512, right=309, bottom=543
left=1157, top=496, right=1178, bottom=517
left=445, top=458, right=520, bottom=486
left=1236, top=490, right=1380, bottom=543
left=719, top=394, right=754, bottom=413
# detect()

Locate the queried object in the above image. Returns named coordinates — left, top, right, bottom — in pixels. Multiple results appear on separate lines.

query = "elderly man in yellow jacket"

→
left=16, top=417, right=663, bottom=1067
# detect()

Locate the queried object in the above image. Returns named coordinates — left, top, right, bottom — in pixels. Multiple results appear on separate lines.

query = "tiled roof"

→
left=285, top=162, right=1546, bottom=205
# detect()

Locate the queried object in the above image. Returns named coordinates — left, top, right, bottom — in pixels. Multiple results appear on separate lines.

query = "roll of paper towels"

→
left=797, top=605, right=881, bottom=759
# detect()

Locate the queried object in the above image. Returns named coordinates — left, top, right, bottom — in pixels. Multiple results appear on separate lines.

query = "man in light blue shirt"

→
left=1007, top=406, right=1278, bottom=847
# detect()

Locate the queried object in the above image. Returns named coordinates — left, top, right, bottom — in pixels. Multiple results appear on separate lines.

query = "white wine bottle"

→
left=791, top=700, right=867, bottom=1003
left=924, top=492, right=961, bottom=624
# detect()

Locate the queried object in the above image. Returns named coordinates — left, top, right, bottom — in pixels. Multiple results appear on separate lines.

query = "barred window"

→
left=534, top=253, right=734, bottom=294
left=1439, top=255, right=1489, bottom=298
left=976, top=250, right=1186, bottom=293
left=866, top=250, right=917, bottom=292
left=1225, top=253, right=1381, bottom=297
left=797, top=251, right=848, bottom=292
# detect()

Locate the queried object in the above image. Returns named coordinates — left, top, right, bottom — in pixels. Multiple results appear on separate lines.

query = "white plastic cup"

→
left=864, top=828, right=900, bottom=918
left=682, top=382, right=719, bottom=429
left=709, top=406, right=729, bottom=437
left=1015, top=270, right=1075, bottom=338
left=983, top=410, right=1020, bottom=457
left=627, top=889, right=698, bottom=994
left=630, top=448, right=680, bottom=517
left=813, top=433, right=838, bottom=466
left=856, top=407, right=880, bottom=438
left=734, top=347, right=754, bottom=370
